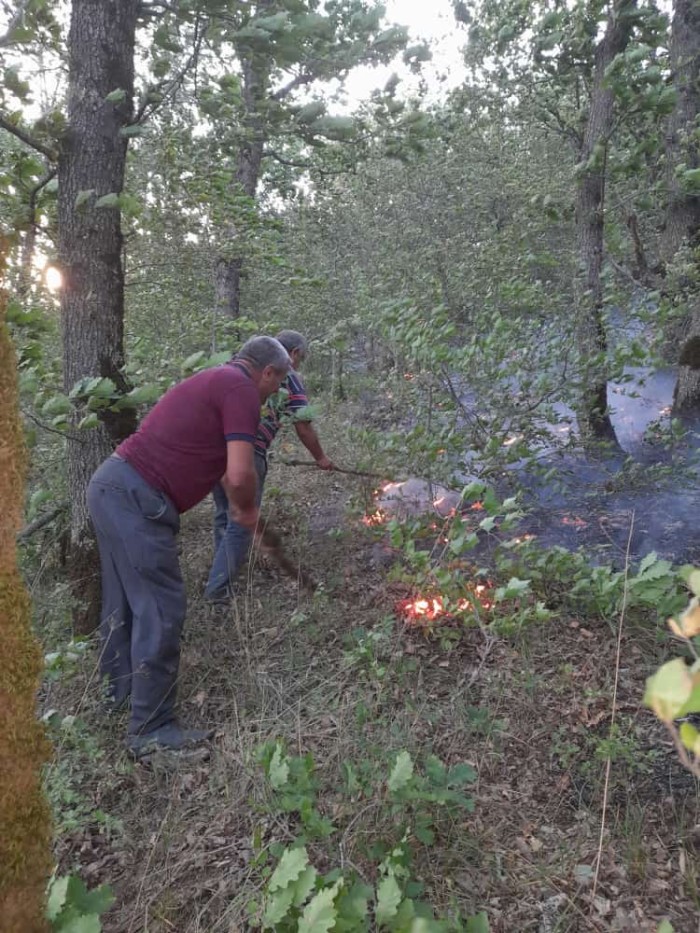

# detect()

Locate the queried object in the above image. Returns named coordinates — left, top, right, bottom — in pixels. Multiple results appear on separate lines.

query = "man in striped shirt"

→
left=205, top=330, right=334, bottom=599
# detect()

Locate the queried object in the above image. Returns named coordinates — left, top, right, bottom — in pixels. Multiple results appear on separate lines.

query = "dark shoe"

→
left=203, top=584, right=241, bottom=604
left=127, top=722, right=214, bottom=759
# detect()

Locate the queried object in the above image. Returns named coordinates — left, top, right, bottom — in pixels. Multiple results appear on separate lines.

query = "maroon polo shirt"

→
left=117, top=362, right=260, bottom=513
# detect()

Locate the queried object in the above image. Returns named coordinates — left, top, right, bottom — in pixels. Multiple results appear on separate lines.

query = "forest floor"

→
left=37, top=401, right=700, bottom=933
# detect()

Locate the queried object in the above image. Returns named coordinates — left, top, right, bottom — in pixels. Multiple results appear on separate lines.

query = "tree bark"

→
left=0, top=247, right=52, bottom=933
left=664, top=0, right=700, bottom=414
left=215, top=3, right=271, bottom=318
left=58, top=0, right=139, bottom=634
left=575, top=0, right=636, bottom=449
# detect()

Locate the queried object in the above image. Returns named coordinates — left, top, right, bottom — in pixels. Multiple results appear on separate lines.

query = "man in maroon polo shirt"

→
left=87, top=335, right=290, bottom=757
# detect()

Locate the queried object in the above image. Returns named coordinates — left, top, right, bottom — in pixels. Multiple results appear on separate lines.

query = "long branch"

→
left=135, top=15, right=205, bottom=122
left=272, top=70, right=314, bottom=101
left=264, top=149, right=355, bottom=178
left=0, top=112, right=57, bottom=160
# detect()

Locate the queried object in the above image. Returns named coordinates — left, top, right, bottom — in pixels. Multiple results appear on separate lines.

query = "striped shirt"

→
left=255, top=370, right=310, bottom=456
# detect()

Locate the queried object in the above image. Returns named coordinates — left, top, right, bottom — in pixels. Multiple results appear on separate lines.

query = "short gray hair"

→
left=276, top=330, right=308, bottom=357
left=237, top=335, right=290, bottom=372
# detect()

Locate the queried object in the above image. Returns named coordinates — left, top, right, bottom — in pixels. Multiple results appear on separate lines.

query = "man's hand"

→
left=234, top=505, right=260, bottom=531
left=316, top=455, right=335, bottom=471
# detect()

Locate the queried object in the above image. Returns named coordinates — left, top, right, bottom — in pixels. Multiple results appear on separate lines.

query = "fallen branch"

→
left=17, top=504, right=66, bottom=541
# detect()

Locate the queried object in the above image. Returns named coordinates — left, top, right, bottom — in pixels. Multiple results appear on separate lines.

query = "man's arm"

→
left=294, top=421, right=334, bottom=470
left=224, top=440, right=259, bottom=528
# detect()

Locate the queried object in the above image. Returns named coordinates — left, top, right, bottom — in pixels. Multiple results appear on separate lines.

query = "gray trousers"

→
left=87, top=455, right=185, bottom=735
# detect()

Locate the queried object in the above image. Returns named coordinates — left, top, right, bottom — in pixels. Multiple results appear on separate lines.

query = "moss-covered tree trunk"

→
left=0, top=243, right=52, bottom=929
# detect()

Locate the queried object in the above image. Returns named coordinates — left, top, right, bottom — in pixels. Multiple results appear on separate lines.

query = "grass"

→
left=30, top=400, right=700, bottom=932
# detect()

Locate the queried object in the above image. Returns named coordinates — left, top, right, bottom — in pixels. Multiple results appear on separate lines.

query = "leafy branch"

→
left=0, top=111, right=57, bottom=160
left=645, top=568, right=700, bottom=779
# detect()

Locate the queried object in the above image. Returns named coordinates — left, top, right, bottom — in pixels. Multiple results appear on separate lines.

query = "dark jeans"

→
left=205, top=452, right=267, bottom=599
left=87, top=455, right=185, bottom=736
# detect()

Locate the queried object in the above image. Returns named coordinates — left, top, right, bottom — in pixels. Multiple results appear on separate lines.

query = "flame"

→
left=512, top=533, right=536, bottom=544
left=362, top=509, right=387, bottom=526
left=381, top=481, right=402, bottom=493
left=469, top=501, right=485, bottom=511
left=396, top=584, right=494, bottom=622
left=561, top=515, right=587, bottom=529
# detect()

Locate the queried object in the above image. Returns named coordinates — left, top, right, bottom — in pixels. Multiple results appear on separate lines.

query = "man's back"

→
left=118, top=363, right=260, bottom=512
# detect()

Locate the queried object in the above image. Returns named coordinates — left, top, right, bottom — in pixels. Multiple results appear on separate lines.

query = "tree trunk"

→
left=664, top=0, right=700, bottom=414
left=575, top=0, right=636, bottom=450
left=0, top=248, right=52, bottom=933
left=674, top=300, right=700, bottom=413
left=215, top=7, right=271, bottom=318
left=58, top=0, right=138, bottom=634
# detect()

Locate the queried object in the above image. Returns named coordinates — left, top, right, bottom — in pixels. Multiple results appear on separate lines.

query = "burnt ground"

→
left=35, top=410, right=700, bottom=933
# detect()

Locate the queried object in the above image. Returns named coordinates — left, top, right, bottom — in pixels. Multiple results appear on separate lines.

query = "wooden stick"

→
left=276, top=458, right=387, bottom=480
left=253, top=522, right=317, bottom=592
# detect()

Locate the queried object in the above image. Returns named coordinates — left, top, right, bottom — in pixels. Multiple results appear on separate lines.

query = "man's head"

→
left=276, top=330, right=308, bottom=370
left=237, top=336, right=291, bottom=401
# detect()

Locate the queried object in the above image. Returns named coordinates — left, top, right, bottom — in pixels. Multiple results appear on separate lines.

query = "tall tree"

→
left=664, top=0, right=700, bottom=414
left=458, top=0, right=670, bottom=450
left=57, top=0, right=139, bottom=631
left=203, top=0, right=414, bottom=317
left=575, top=0, right=636, bottom=446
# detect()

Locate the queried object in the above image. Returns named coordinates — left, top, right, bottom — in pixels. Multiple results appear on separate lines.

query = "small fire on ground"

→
left=561, top=515, right=588, bottom=529
left=396, top=584, right=494, bottom=623
left=362, top=509, right=388, bottom=526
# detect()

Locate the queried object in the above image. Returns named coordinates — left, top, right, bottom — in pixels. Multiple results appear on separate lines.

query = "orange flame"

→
left=561, top=515, right=587, bottom=529
left=469, top=502, right=485, bottom=511
left=362, top=509, right=387, bottom=527
left=396, top=584, right=494, bottom=622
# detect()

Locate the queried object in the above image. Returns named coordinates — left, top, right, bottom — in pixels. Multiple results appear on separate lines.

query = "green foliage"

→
left=260, top=839, right=489, bottom=931
left=645, top=569, right=700, bottom=778
left=47, top=873, right=114, bottom=932
left=255, top=742, right=480, bottom=930
left=258, top=740, right=334, bottom=838
left=498, top=539, right=686, bottom=624
left=43, top=713, right=122, bottom=839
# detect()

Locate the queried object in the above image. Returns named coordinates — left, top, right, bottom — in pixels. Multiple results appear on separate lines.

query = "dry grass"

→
left=36, top=407, right=700, bottom=933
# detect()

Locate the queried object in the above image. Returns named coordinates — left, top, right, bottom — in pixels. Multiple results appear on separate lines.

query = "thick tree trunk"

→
left=664, top=0, right=700, bottom=414
left=215, top=8, right=270, bottom=318
left=0, top=249, right=52, bottom=933
left=575, top=0, right=636, bottom=450
left=58, top=0, right=138, bottom=634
